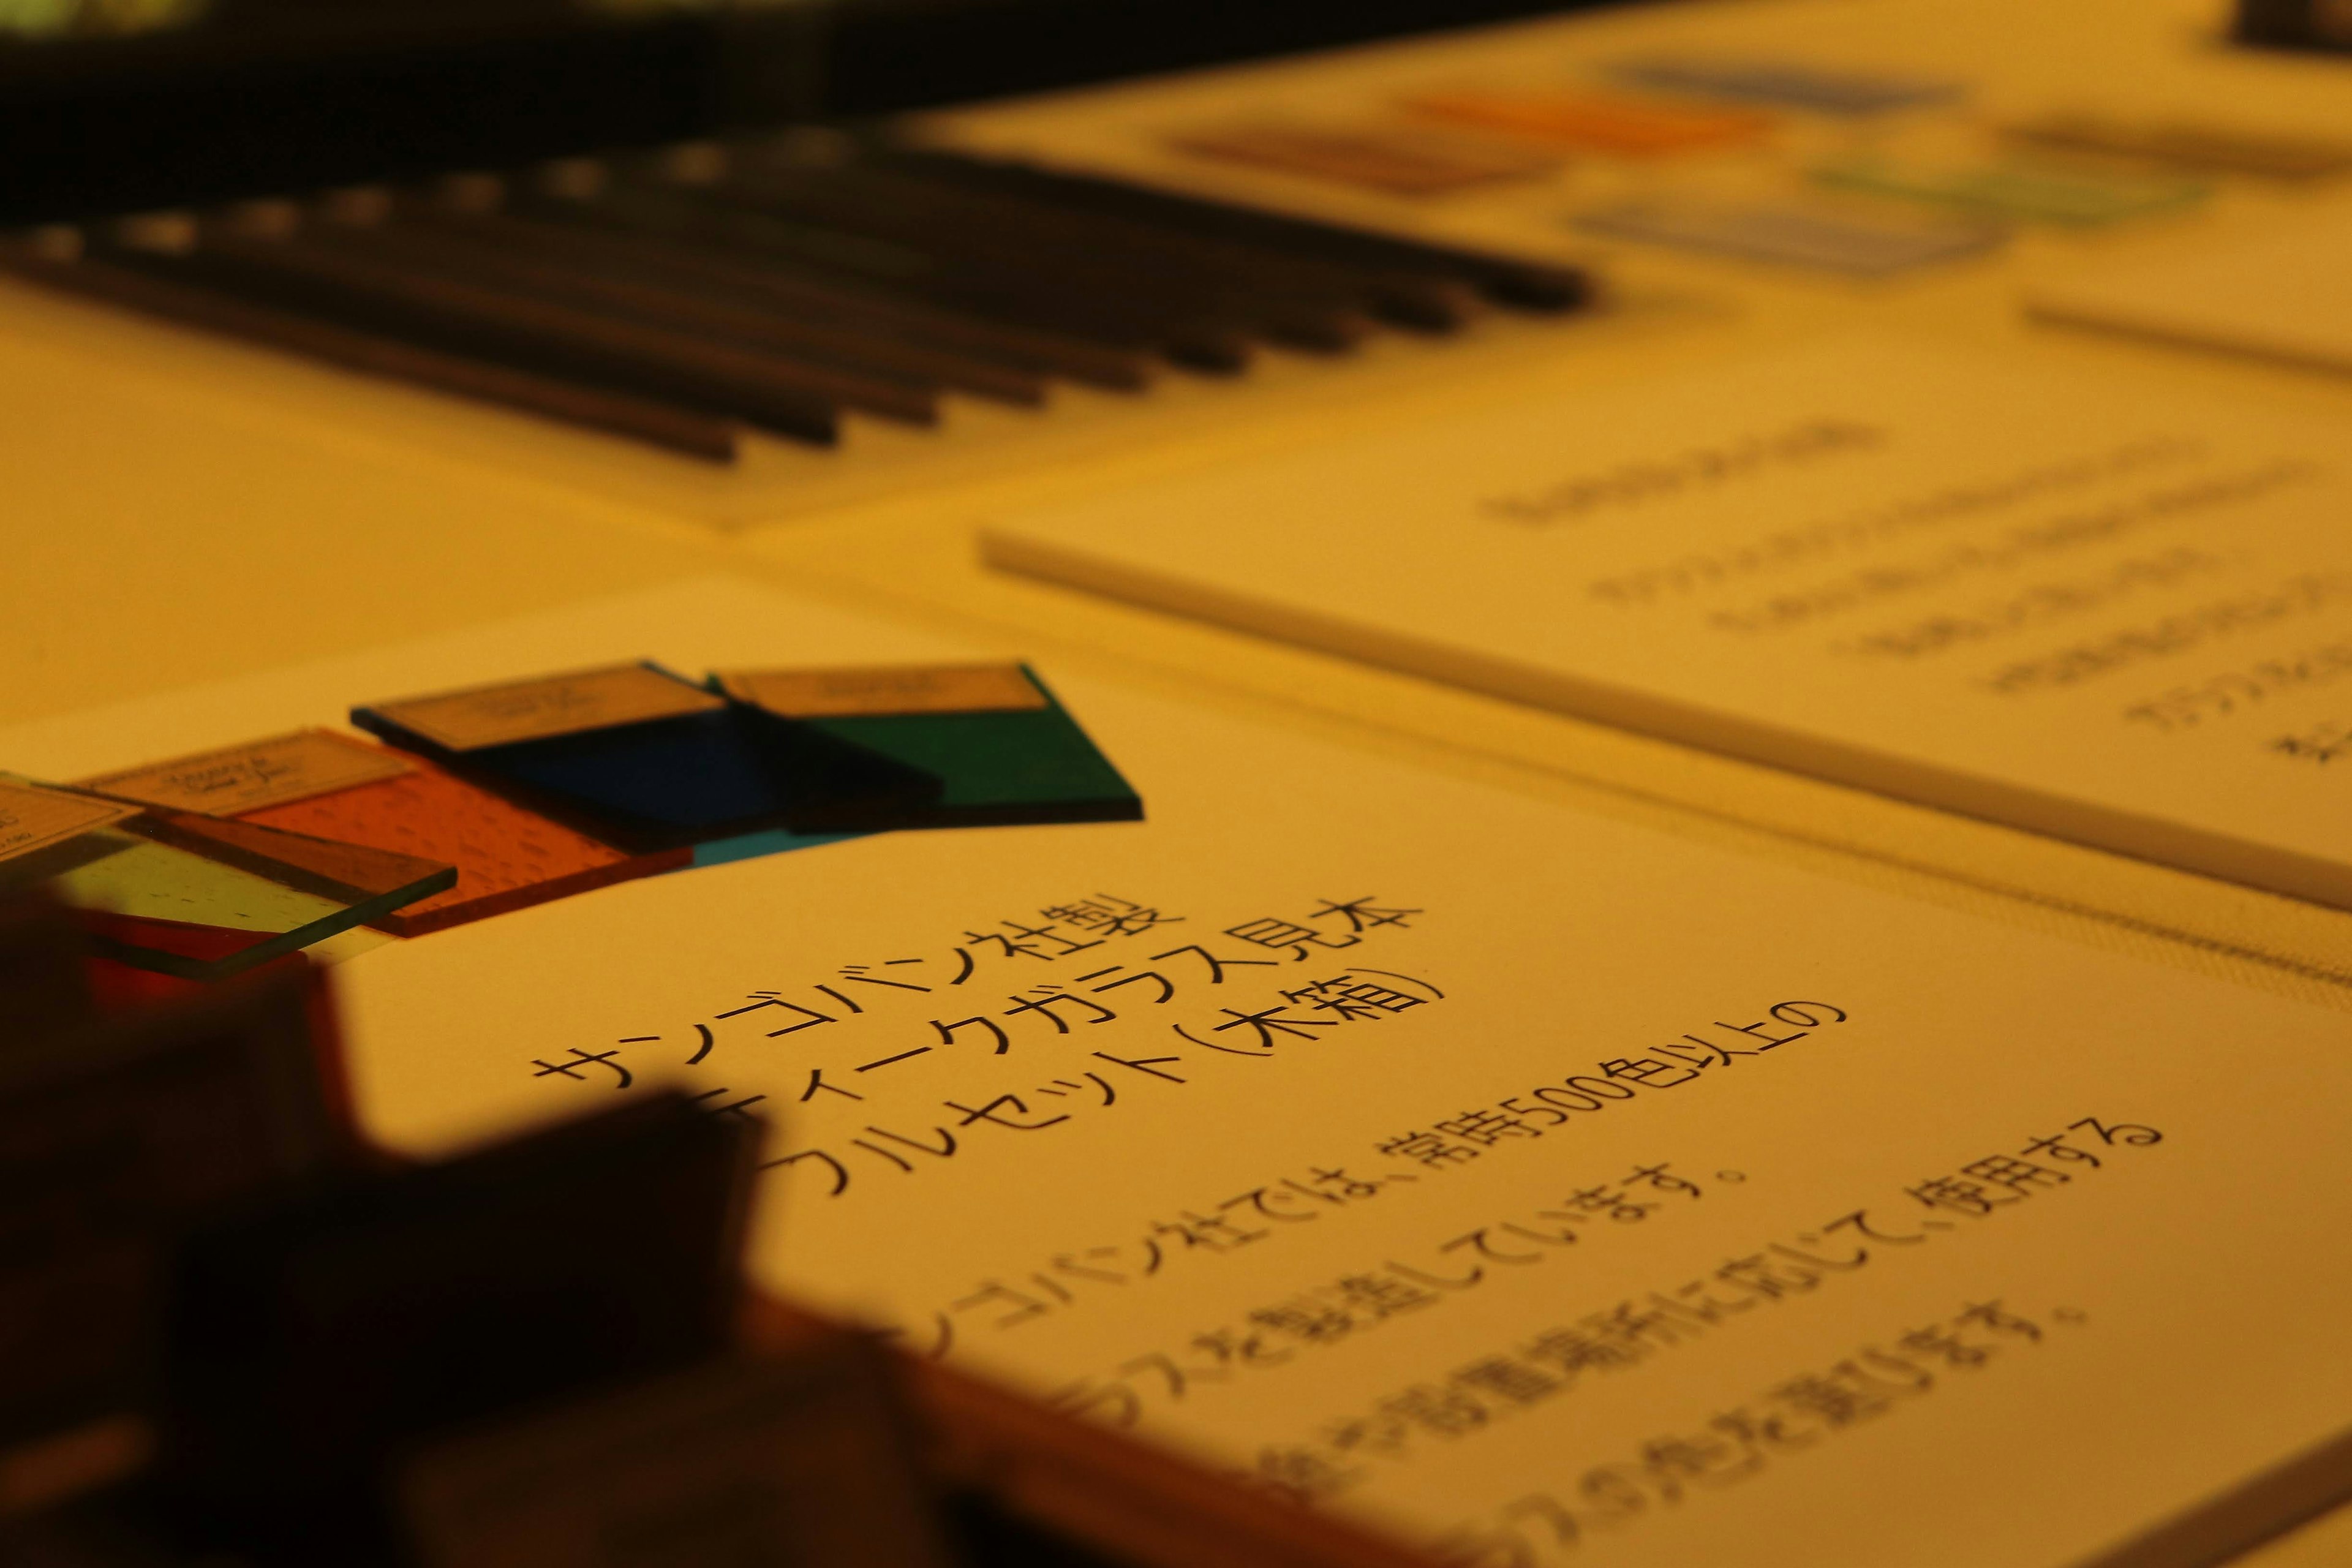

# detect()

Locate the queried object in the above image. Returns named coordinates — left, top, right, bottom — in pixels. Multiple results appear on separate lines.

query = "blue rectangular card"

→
left=353, top=664, right=943, bottom=852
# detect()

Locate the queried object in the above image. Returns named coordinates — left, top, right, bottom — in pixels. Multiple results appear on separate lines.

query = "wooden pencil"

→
left=0, top=244, right=741, bottom=461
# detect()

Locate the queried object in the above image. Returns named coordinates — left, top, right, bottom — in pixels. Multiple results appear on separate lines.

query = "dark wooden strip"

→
left=333, top=213, right=1048, bottom=405
left=202, top=228, right=930, bottom=428
left=0, top=246, right=739, bottom=462
left=880, top=143, right=1594, bottom=311
left=119, top=235, right=853, bottom=445
left=707, top=165, right=1366, bottom=354
left=575, top=178, right=1255, bottom=373
left=731, top=149, right=1448, bottom=336
left=477, top=199, right=1153, bottom=390
left=864, top=154, right=1482, bottom=331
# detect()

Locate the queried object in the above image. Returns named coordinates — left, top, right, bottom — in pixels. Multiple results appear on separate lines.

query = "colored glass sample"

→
left=0, top=789, right=454, bottom=979
left=1406, top=89, right=1771, bottom=154
left=1166, top=121, right=1559, bottom=196
left=1574, top=197, right=2005, bottom=274
left=243, top=752, right=692, bottom=937
left=1812, top=158, right=2207, bottom=224
left=137, top=808, right=454, bottom=905
left=353, top=665, right=943, bottom=851
left=1612, top=56, right=1961, bottom=113
left=717, top=664, right=1141, bottom=829
left=0, top=777, right=136, bottom=864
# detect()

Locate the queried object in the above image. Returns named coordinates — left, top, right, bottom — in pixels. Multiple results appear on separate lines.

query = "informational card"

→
left=2027, top=203, right=2352, bottom=379
left=2003, top=115, right=2352, bottom=180
left=985, top=336, right=2352, bottom=912
left=166, top=579, right=2351, bottom=1568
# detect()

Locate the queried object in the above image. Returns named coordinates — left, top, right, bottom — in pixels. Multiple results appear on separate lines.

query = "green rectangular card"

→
left=712, top=663, right=1142, bottom=829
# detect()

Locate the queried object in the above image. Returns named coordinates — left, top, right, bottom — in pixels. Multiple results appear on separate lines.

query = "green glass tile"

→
left=1811, top=157, right=2207, bottom=224
left=48, top=829, right=350, bottom=933
left=722, top=665, right=1142, bottom=829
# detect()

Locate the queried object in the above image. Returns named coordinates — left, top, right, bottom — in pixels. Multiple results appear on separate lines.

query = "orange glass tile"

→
left=239, top=752, right=687, bottom=937
left=138, top=808, right=453, bottom=903
left=1405, top=90, right=1773, bottom=155
left=1167, top=122, right=1559, bottom=195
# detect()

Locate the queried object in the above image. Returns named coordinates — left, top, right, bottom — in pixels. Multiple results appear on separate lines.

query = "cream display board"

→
left=2028, top=200, right=2352, bottom=378
left=22, top=581, right=2351, bottom=1567
left=986, top=336, right=2352, bottom=912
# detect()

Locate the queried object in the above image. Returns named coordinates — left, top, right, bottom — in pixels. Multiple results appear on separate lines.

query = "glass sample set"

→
left=1158, top=50, right=2352, bottom=277
left=11, top=661, right=1137, bottom=976
left=0, top=774, right=453, bottom=981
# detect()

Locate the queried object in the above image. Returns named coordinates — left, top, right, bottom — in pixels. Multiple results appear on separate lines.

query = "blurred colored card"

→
left=235, top=739, right=690, bottom=937
left=0, top=888, right=97, bottom=1053
left=398, top=1347, right=954, bottom=1568
left=353, top=663, right=943, bottom=851
left=1814, top=156, right=2207, bottom=224
left=0, top=967, right=347, bottom=1449
left=1406, top=89, right=1771, bottom=154
left=1574, top=197, right=2005, bottom=274
left=156, top=1096, right=756, bottom=1550
left=2003, top=113, right=2352, bottom=179
left=1166, top=121, right=1559, bottom=195
left=80, top=729, right=414, bottom=815
left=1612, top=56, right=1961, bottom=113
left=0, top=786, right=454, bottom=979
left=713, top=663, right=1142, bottom=828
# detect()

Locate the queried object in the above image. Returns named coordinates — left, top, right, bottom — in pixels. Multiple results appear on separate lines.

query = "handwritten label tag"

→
left=80, top=729, right=413, bottom=815
left=718, top=663, right=1047, bottom=718
left=0, top=781, right=135, bottom=866
left=368, top=666, right=723, bottom=752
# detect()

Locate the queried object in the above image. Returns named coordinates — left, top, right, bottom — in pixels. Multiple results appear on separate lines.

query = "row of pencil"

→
left=0, top=135, right=1592, bottom=460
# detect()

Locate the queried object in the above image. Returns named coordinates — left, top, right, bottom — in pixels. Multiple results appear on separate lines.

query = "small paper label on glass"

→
left=371, top=666, right=724, bottom=752
left=718, top=663, right=1047, bottom=718
left=82, top=729, right=415, bottom=815
left=0, top=780, right=137, bottom=864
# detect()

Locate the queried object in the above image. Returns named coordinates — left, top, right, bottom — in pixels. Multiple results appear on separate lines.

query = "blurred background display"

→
left=0, top=0, right=1604, bottom=224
